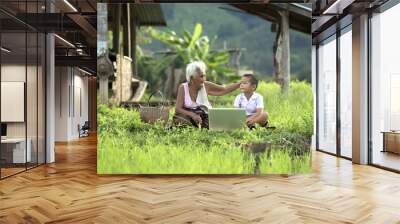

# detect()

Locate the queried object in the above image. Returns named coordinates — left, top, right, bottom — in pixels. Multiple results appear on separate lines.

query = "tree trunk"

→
left=273, top=10, right=290, bottom=94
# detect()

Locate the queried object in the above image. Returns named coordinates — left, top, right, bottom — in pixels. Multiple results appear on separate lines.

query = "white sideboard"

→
left=1, top=138, right=32, bottom=163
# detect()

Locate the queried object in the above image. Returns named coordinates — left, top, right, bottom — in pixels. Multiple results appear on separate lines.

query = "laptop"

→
left=208, top=108, right=247, bottom=131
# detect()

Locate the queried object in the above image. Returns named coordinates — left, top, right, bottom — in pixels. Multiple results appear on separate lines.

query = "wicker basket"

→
left=139, top=91, right=170, bottom=126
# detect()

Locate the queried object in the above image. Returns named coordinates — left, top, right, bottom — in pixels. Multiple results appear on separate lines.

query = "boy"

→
left=234, top=74, right=268, bottom=129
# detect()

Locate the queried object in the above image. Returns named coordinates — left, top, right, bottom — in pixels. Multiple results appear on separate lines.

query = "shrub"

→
left=97, top=104, right=144, bottom=135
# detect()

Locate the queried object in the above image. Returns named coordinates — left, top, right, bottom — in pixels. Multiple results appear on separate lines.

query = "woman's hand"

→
left=191, top=113, right=202, bottom=124
left=205, top=81, right=241, bottom=96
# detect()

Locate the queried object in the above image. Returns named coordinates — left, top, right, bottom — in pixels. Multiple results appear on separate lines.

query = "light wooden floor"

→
left=1, top=135, right=400, bottom=223
left=1, top=164, right=44, bottom=178
left=1, top=167, right=26, bottom=178
left=373, top=150, right=400, bottom=171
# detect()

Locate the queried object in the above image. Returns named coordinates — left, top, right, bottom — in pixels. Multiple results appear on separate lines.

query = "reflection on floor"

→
left=373, top=150, right=400, bottom=171
left=0, top=167, right=25, bottom=178
left=0, top=135, right=400, bottom=223
left=0, top=162, right=43, bottom=179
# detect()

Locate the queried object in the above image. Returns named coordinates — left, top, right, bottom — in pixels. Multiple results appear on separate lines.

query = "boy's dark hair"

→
left=243, top=74, right=258, bottom=89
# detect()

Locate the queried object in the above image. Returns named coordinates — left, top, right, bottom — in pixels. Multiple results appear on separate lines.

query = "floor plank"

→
left=0, top=135, right=400, bottom=223
left=373, top=150, right=400, bottom=171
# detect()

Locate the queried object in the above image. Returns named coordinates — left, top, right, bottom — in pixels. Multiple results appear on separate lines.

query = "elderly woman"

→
left=174, top=61, right=241, bottom=128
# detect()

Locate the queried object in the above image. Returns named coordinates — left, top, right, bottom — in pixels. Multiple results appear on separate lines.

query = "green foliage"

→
left=97, top=81, right=313, bottom=174
left=137, top=54, right=178, bottom=92
left=97, top=121, right=311, bottom=174
left=259, top=149, right=311, bottom=174
left=142, top=4, right=311, bottom=82
left=97, top=104, right=145, bottom=135
left=98, top=132, right=256, bottom=174
left=148, top=23, right=235, bottom=83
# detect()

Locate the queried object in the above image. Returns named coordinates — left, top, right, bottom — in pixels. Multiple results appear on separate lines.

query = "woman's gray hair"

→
left=186, top=61, right=206, bottom=82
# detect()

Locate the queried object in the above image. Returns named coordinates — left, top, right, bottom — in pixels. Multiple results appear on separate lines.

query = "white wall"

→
left=1, top=64, right=26, bottom=81
left=1, top=65, right=33, bottom=138
left=55, top=67, right=89, bottom=141
left=55, top=66, right=69, bottom=141
left=1, top=82, right=25, bottom=122
left=72, top=72, right=89, bottom=138
left=311, top=45, right=316, bottom=150
left=1, top=65, right=26, bottom=140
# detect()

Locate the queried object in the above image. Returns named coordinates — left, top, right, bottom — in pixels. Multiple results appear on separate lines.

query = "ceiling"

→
left=0, top=0, right=97, bottom=74
left=232, top=3, right=312, bottom=34
left=311, top=0, right=390, bottom=43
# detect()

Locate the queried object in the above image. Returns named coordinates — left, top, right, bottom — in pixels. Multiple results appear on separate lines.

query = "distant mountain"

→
left=141, top=3, right=311, bottom=82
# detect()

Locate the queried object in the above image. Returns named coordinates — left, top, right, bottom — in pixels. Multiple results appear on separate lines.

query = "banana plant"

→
left=138, top=54, right=178, bottom=92
left=149, top=23, right=235, bottom=83
left=136, top=28, right=178, bottom=91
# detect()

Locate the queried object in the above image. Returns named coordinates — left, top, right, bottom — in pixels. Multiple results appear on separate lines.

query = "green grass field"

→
left=97, top=81, right=313, bottom=174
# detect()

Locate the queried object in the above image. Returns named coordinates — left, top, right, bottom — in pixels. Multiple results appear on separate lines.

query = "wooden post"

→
left=98, top=76, right=107, bottom=104
left=112, top=5, right=119, bottom=54
left=123, top=5, right=130, bottom=58
left=131, top=5, right=137, bottom=78
left=121, top=56, right=133, bottom=101
left=127, top=4, right=131, bottom=59
left=173, top=68, right=185, bottom=98
left=163, top=66, right=173, bottom=100
left=97, top=3, right=108, bottom=54
left=273, top=10, right=290, bottom=94
left=113, top=4, right=135, bottom=103
left=97, top=3, right=112, bottom=104
left=112, top=4, right=123, bottom=104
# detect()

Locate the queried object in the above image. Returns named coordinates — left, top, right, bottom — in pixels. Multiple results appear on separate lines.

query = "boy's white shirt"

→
left=234, top=92, right=264, bottom=116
